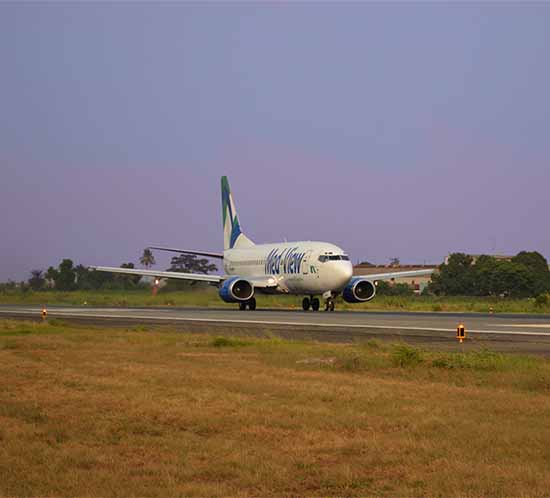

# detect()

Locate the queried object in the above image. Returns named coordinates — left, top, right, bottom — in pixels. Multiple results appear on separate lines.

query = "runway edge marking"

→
left=1, top=309, right=550, bottom=337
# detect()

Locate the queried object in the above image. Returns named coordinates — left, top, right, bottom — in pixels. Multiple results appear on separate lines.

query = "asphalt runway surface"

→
left=2, top=305, right=550, bottom=354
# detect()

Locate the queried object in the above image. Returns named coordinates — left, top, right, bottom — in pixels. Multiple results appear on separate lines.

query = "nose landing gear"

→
left=325, top=298, right=335, bottom=312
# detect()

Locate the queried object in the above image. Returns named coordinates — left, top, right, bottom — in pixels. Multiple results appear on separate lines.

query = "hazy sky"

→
left=1, top=2, right=549, bottom=281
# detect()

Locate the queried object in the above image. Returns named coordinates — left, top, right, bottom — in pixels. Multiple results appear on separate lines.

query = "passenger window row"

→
left=228, top=260, right=265, bottom=266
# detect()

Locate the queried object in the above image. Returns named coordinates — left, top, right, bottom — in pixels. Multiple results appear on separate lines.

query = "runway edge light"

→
left=456, top=323, right=466, bottom=343
left=41, top=307, right=48, bottom=321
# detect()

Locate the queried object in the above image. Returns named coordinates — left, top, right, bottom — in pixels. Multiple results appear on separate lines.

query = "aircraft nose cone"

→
left=335, top=262, right=353, bottom=288
left=343, top=262, right=353, bottom=282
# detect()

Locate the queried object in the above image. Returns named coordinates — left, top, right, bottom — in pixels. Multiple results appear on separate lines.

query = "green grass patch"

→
left=431, top=348, right=539, bottom=372
left=391, top=343, right=424, bottom=367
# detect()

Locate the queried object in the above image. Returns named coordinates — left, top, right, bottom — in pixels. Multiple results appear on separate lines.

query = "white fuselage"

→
left=223, top=241, right=353, bottom=295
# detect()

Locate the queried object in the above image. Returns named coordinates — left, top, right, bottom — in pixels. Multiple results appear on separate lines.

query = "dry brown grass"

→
left=1, top=320, right=550, bottom=497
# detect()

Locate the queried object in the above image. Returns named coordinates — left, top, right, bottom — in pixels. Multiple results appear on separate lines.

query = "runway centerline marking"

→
left=2, top=309, right=550, bottom=337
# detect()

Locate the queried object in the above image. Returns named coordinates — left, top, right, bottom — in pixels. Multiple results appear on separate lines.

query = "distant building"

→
left=353, top=263, right=437, bottom=293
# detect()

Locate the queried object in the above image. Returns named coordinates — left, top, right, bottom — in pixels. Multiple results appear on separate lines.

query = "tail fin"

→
left=221, top=176, right=254, bottom=250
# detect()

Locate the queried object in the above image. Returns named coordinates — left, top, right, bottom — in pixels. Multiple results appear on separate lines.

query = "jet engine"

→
left=218, top=277, right=254, bottom=303
left=342, top=277, right=376, bottom=303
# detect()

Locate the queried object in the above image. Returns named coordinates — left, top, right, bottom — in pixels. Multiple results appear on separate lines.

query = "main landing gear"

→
left=302, top=296, right=333, bottom=312
left=302, top=296, right=320, bottom=311
left=239, top=297, right=256, bottom=311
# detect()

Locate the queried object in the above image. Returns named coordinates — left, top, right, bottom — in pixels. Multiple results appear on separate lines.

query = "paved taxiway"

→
left=2, top=305, right=550, bottom=354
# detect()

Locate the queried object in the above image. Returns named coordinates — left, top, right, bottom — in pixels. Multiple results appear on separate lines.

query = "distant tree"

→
left=169, top=254, right=217, bottom=274
left=164, top=254, right=217, bottom=291
left=45, top=266, right=58, bottom=286
left=389, top=257, right=400, bottom=267
left=56, top=259, right=77, bottom=291
left=511, top=251, right=549, bottom=275
left=0, top=280, right=17, bottom=291
left=140, top=249, right=156, bottom=269
left=28, top=269, right=45, bottom=291
left=74, top=264, right=110, bottom=290
left=74, top=264, right=90, bottom=289
left=471, top=255, right=498, bottom=296
left=85, top=266, right=116, bottom=290
left=119, top=262, right=141, bottom=287
left=358, top=261, right=374, bottom=266
left=511, top=251, right=550, bottom=295
left=428, top=253, right=474, bottom=296
left=488, top=260, right=536, bottom=298
left=44, top=259, right=76, bottom=290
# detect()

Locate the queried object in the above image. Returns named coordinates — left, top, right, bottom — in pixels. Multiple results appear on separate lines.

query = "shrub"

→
left=431, top=349, right=511, bottom=371
left=535, top=293, right=550, bottom=308
left=392, top=344, right=423, bottom=367
left=210, top=336, right=251, bottom=348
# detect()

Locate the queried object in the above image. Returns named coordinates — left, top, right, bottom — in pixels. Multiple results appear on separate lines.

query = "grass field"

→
left=2, top=288, right=550, bottom=314
left=2, top=320, right=550, bottom=496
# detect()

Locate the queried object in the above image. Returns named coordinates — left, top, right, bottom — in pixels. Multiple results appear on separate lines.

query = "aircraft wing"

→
left=89, top=267, right=278, bottom=288
left=364, top=269, right=435, bottom=281
left=89, top=266, right=223, bottom=283
left=148, top=246, right=224, bottom=259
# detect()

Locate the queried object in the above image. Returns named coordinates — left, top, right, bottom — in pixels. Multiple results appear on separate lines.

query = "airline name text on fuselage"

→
left=265, top=247, right=306, bottom=275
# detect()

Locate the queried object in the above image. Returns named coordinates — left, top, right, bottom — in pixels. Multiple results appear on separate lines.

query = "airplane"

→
left=90, top=176, right=434, bottom=311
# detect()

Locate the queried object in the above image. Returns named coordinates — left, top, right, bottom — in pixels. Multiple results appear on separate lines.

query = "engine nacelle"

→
left=218, top=277, right=254, bottom=303
left=342, top=277, right=376, bottom=303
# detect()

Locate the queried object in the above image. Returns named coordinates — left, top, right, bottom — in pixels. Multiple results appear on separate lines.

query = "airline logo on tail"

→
left=221, top=176, right=254, bottom=250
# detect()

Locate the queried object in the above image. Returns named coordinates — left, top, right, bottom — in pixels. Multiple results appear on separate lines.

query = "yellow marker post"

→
left=456, top=323, right=466, bottom=343
left=41, top=307, right=48, bottom=321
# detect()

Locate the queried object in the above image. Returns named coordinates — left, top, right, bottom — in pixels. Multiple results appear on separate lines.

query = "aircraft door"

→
left=302, top=250, right=319, bottom=279
left=301, top=250, right=310, bottom=275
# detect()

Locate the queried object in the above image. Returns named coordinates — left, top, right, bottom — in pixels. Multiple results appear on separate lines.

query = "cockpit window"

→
left=319, top=254, right=350, bottom=262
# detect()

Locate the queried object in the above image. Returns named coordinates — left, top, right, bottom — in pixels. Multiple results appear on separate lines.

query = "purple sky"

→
left=1, top=3, right=549, bottom=281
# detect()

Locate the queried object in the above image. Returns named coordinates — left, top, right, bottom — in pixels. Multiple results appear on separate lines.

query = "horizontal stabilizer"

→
left=148, top=246, right=224, bottom=259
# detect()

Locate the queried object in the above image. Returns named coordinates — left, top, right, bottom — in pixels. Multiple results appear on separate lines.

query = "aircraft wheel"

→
left=311, top=297, right=320, bottom=311
left=302, top=297, right=311, bottom=311
left=239, top=302, right=247, bottom=311
left=324, top=298, right=336, bottom=312
left=248, top=297, right=257, bottom=311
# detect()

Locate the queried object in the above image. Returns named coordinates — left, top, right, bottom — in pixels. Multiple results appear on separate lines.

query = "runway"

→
left=2, top=305, right=550, bottom=354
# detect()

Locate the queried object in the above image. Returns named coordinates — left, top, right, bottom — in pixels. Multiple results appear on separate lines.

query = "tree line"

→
left=3, top=249, right=549, bottom=299
left=2, top=250, right=218, bottom=292
left=427, top=251, right=550, bottom=298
